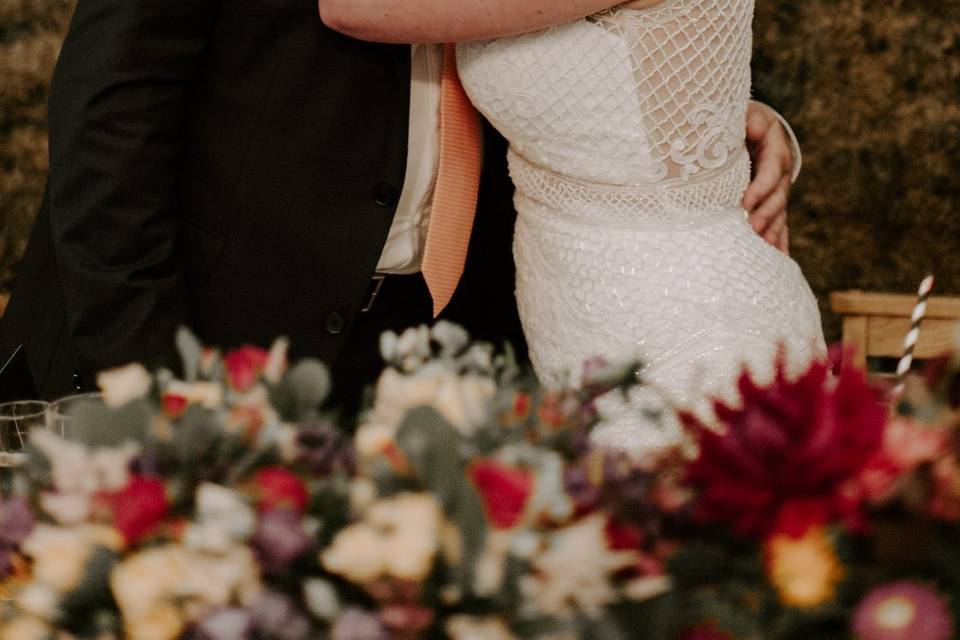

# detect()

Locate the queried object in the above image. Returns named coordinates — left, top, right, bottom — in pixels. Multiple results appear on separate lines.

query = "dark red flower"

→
left=224, top=345, right=270, bottom=392
left=161, top=392, right=189, bottom=418
left=253, top=467, right=309, bottom=514
left=604, top=518, right=645, bottom=551
left=681, top=622, right=734, bottom=640
left=469, top=459, right=533, bottom=529
left=109, top=476, right=169, bottom=545
left=681, top=356, right=887, bottom=539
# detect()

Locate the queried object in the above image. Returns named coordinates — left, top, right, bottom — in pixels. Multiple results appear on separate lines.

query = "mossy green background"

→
left=2, top=1, right=960, bottom=340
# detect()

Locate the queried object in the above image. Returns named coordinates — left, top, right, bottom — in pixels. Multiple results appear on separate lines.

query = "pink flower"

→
left=852, top=581, right=954, bottom=640
left=253, top=467, right=309, bottom=514
left=224, top=345, right=270, bottom=391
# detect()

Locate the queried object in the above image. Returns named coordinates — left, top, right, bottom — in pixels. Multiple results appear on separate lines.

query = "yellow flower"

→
left=766, top=527, right=844, bottom=608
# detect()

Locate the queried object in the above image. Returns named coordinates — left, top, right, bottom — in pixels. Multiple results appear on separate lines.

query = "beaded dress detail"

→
left=457, top=0, right=826, bottom=452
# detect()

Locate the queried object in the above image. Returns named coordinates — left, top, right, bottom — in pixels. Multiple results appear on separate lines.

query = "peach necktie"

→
left=421, top=43, right=483, bottom=317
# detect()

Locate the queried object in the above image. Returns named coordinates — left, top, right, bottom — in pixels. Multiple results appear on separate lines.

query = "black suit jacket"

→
left=0, top=0, right=522, bottom=399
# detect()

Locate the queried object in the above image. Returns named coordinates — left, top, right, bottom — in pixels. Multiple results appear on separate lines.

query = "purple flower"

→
left=331, top=608, right=389, bottom=640
left=251, top=590, right=314, bottom=640
left=297, top=422, right=355, bottom=476
left=852, top=581, right=954, bottom=640
left=0, top=497, right=35, bottom=547
left=196, top=609, right=253, bottom=640
left=252, top=510, right=314, bottom=574
left=564, top=463, right=602, bottom=512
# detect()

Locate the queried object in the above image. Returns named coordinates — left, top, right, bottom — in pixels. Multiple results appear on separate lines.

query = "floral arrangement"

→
left=0, top=323, right=958, bottom=640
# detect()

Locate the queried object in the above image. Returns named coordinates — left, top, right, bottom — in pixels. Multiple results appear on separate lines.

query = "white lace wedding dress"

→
left=457, top=0, right=826, bottom=452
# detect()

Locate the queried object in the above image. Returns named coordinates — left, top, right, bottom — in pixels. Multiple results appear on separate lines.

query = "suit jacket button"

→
left=373, top=182, right=399, bottom=207
left=325, top=312, right=345, bottom=335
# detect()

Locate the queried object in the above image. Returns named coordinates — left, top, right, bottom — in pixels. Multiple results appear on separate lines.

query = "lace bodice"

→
left=456, top=1, right=826, bottom=454
left=457, top=0, right=755, bottom=187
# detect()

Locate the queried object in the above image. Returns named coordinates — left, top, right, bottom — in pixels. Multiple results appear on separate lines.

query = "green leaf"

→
left=395, top=407, right=463, bottom=509
left=60, top=546, right=119, bottom=625
left=176, top=326, right=203, bottom=382
left=279, top=359, right=331, bottom=421
left=60, top=398, right=152, bottom=448
left=668, top=543, right=730, bottom=588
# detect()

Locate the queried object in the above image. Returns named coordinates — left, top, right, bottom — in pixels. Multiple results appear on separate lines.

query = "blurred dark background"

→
left=2, top=0, right=959, bottom=340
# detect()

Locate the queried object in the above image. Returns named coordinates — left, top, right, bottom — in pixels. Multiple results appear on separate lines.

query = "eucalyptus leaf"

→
left=60, top=546, right=119, bottom=624
left=176, top=326, right=204, bottom=382
left=281, top=359, right=331, bottom=421
left=396, top=407, right=462, bottom=509
left=60, top=398, right=152, bottom=448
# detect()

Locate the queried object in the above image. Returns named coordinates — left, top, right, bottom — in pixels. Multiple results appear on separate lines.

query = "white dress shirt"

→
left=375, top=45, right=803, bottom=274
left=376, top=44, right=444, bottom=274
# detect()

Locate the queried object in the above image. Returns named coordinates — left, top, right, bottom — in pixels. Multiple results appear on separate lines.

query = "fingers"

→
left=777, top=225, right=790, bottom=256
left=763, top=208, right=787, bottom=246
left=745, top=102, right=772, bottom=143
left=747, top=174, right=790, bottom=234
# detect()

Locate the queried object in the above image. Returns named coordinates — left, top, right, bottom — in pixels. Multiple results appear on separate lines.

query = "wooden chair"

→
left=0, top=293, right=7, bottom=319
left=830, top=290, right=960, bottom=373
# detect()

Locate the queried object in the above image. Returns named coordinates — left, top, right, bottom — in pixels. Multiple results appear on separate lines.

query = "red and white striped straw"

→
left=893, top=275, right=935, bottom=398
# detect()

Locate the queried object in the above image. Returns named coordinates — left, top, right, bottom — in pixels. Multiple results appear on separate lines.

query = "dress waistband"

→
left=508, top=148, right=751, bottom=228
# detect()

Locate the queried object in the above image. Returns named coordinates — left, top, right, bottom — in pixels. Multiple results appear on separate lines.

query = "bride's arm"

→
left=319, top=0, right=633, bottom=43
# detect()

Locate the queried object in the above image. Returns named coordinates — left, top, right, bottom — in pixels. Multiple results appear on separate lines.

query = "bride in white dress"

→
left=321, top=0, right=827, bottom=451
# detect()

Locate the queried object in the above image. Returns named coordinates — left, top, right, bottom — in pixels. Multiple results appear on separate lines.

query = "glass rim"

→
left=0, top=399, right=50, bottom=419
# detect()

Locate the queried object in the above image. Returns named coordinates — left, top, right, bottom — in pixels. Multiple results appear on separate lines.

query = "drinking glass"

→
left=49, top=392, right=105, bottom=441
left=0, top=400, right=49, bottom=468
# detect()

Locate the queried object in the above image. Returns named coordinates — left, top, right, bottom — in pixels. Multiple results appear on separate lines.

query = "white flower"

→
left=39, top=492, right=90, bottom=525
left=523, top=515, right=638, bottom=618
left=431, top=321, right=470, bottom=357
left=15, top=584, right=59, bottom=620
left=263, top=337, right=290, bottom=384
left=526, top=452, right=574, bottom=524
left=348, top=478, right=378, bottom=515
left=30, top=430, right=98, bottom=495
left=473, top=532, right=512, bottom=596
left=624, top=575, right=672, bottom=602
left=97, top=363, right=152, bottom=408
left=356, top=363, right=496, bottom=457
left=303, top=578, right=341, bottom=621
left=184, top=484, right=256, bottom=552
left=92, top=441, right=141, bottom=491
left=446, top=615, right=517, bottom=640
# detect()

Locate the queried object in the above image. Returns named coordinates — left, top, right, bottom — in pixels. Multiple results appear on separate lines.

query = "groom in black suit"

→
left=0, top=0, right=799, bottom=407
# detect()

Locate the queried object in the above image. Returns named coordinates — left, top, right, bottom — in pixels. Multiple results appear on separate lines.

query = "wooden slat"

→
left=842, top=315, right=868, bottom=369
left=0, top=293, right=8, bottom=319
left=830, top=290, right=960, bottom=320
left=867, top=317, right=959, bottom=359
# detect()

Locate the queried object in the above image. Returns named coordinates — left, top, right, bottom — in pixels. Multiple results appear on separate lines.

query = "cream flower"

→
left=0, top=616, right=51, bottom=640
left=447, top=615, right=518, bottom=640
left=21, top=524, right=123, bottom=593
left=522, top=514, right=638, bottom=618
left=473, top=532, right=512, bottom=597
left=98, top=363, right=153, bottom=408
left=15, top=583, right=59, bottom=620
left=322, top=523, right=386, bottom=584
left=323, top=493, right=444, bottom=584
left=111, top=544, right=261, bottom=635
left=124, top=604, right=185, bottom=640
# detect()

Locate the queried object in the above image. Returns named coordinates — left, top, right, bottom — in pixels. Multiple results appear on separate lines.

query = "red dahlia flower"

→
left=224, top=345, right=270, bottom=392
left=681, top=356, right=887, bottom=538
left=469, top=459, right=533, bottom=529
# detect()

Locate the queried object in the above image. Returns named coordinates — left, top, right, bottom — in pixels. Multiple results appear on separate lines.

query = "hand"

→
left=743, top=101, right=795, bottom=255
